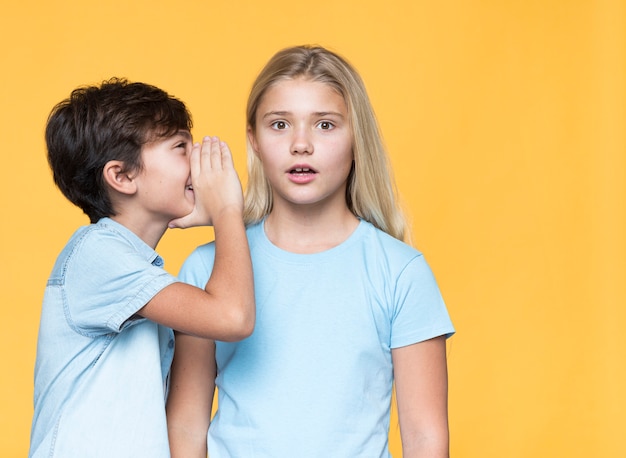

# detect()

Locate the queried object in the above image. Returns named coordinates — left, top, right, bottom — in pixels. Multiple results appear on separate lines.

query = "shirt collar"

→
left=96, top=218, right=165, bottom=267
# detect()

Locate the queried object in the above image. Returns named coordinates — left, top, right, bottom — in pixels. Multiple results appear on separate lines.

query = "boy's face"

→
left=132, top=130, right=194, bottom=224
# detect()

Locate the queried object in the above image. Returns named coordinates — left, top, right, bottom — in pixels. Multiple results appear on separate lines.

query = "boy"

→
left=29, top=78, right=255, bottom=457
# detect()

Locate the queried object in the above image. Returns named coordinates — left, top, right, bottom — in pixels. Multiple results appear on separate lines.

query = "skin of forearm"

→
left=208, top=209, right=255, bottom=336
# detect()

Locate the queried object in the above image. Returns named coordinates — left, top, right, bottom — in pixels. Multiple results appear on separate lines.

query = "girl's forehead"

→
left=271, top=76, right=339, bottom=92
left=260, top=79, right=346, bottom=110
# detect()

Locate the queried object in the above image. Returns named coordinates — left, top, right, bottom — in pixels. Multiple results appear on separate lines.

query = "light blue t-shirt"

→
left=179, top=219, right=454, bottom=458
left=29, top=218, right=177, bottom=458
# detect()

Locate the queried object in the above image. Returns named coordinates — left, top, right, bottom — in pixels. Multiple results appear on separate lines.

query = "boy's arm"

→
left=392, top=336, right=450, bottom=458
left=167, top=333, right=215, bottom=457
left=138, top=213, right=253, bottom=339
left=138, top=137, right=255, bottom=340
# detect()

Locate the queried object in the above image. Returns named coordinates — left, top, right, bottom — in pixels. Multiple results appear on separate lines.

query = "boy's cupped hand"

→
left=169, top=136, right=244, bottom=229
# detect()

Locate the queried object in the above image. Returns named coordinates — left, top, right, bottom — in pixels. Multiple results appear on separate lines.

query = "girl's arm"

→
left=391, top=335, right=450, bottom=458
left=167, top=333, right=216, bottom=458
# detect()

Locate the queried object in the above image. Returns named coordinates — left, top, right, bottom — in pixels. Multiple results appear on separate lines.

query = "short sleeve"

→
left=390, top=255, right=455, bottom=349
left=64, top=231, right=177, bottom=335
left=178, top=243, right=216, bottom=289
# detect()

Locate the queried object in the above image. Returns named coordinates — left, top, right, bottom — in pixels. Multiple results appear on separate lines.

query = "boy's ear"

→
left=103, top=160, right=137, bottom=195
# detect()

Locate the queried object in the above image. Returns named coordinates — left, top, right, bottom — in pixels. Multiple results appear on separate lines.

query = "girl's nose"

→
left=290, top=128, right=313, bottom=155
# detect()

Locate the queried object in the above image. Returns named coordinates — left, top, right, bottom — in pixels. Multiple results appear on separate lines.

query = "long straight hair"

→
left=244, top=45, right=407, bottom=241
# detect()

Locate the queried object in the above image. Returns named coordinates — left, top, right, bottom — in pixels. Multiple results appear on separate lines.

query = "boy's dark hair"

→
left=46, top=77, right=193, bottom=223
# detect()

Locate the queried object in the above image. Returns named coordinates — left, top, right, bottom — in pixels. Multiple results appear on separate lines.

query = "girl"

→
left=167, top=45, right=455, bottom=458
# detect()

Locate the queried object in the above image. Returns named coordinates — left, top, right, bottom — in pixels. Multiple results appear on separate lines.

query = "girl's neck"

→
left=264, top=206, right=359, bottom=254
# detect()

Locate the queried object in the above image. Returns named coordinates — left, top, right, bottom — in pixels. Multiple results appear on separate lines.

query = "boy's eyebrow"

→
left=177, top=130, right=192, bottom=141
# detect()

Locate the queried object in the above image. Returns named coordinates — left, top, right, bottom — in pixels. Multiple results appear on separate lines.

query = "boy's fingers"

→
left=219, top=141, right=234, bottom=169
left=209, top=136, right=222, bottom=169
left=189, top=141, right=201, bottom=170
left=200, top=136, right=214, bottom=169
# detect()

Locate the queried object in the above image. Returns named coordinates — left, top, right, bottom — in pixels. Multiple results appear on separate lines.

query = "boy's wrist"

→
left=212, top=206, right=244, bottom=227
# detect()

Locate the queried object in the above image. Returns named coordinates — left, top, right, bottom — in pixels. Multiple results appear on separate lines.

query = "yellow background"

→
left=1, top=1, right=624, bottom=456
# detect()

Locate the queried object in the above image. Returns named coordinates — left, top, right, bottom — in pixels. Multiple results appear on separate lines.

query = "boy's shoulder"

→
left=57, top=218, right=132, bottom=257
left=46, top=218, right=175, bottom=331
left=51, top=218, right=163, bottom=279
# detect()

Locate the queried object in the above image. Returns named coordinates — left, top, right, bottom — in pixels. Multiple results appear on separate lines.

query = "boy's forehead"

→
left=175, top=130, right=192, bottom=140
left=149, top=129, right=191, bottom=141
left=142, top=130, right=191, bottom=149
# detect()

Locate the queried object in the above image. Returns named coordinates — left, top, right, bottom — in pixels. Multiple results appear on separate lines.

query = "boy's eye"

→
left=175, top=143, right=192, bottom=156
left=270, top=120, right=288, bottom=130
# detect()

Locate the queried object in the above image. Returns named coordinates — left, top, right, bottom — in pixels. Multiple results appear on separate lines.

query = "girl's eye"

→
left=271, top=120, right=288, bottom=130
left=318, top=121, right=334, bottom=130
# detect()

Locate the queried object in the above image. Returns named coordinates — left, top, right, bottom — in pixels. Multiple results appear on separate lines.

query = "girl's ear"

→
left=247, top=127, right=260, bottom=157
left=103, top=160, right=137, bottom=195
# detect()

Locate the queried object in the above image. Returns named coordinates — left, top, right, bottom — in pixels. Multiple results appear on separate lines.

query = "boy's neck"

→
left=109, top=213, right=168, bottom=249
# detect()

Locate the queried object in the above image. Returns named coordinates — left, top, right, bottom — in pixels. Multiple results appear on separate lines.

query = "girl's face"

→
left=249, top=77, right=353, bottom=213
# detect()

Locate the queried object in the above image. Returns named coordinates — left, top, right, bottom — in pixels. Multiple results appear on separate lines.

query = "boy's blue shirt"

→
left=29, top=217, right=177, bottom=457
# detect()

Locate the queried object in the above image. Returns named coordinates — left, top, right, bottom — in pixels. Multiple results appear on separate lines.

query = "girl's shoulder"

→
left=360, top=220, right=422, bottom=258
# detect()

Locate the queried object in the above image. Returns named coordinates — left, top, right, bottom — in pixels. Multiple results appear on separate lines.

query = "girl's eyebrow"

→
left=315, top=111, right=345, bottom=118
left=262, top=110, right=345, bottom=119
left=262, top=111, right=290, bottom=119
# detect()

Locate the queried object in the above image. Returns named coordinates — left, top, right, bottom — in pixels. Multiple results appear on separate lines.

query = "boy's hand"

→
left=169, top=136, right=244, bottom=229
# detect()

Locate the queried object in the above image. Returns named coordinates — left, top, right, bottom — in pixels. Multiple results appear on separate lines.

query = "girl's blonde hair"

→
left=245, top=45, right=407, bottom=241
